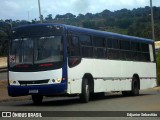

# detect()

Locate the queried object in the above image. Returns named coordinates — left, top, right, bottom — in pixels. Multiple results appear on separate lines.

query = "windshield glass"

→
left=9, top=36, right=63, bottom=67
left=34, top=36, right=63, bottom=64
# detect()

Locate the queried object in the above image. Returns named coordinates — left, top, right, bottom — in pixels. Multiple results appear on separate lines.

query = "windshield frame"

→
left=9, top=35, right=64, bottom=72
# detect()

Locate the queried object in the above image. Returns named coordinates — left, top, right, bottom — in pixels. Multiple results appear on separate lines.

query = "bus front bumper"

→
left=8, top=83, right=67, bottom=97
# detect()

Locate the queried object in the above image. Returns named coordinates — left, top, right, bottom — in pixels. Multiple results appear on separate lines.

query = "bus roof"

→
left=13, top=23, right=154, bottom=44
left=64, top=24, right=154, bottom=44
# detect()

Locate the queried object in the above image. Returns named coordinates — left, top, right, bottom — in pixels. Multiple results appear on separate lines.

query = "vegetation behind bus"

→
left=1, top=6, right=160, bottom=56
left=156, top=51, right=160, bottom=86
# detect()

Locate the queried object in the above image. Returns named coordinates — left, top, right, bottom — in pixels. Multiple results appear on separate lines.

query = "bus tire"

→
left=32, top=95, right=43, bottom=105
left=80, top=78, right=90, bottom=103
left=131, top=77, right=139, bottom=96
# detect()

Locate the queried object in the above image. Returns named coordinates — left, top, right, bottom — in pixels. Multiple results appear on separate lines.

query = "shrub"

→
left=156, top=51, right=160, bottom=86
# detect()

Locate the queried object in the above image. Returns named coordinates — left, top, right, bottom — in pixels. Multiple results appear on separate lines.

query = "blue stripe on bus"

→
left=13, top=23, right=154, bottom=44
left=8, top=83, right=67, bottom=97
left=62, top=34, right=68, bottom=83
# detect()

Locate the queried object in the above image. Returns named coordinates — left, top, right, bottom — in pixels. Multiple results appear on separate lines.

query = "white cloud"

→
left=0, top=0, right=159, bottom=20
left=5, top=1, right=20, bottom=10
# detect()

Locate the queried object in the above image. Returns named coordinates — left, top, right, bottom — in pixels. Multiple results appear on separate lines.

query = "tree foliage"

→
left=1, top=6, right=160, bottom=56
left=157, top=51, right=160, bottom=85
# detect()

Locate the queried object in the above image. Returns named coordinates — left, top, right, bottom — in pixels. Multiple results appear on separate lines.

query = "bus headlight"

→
left=56, top=78, right=61, bottom=83
left=50, top=78, right=61, bottom=84
left=9, top=80, right=19, bottom=85
left=49, top=78, right=62, bottom=84
left=52, top=79, right=55, bottom=83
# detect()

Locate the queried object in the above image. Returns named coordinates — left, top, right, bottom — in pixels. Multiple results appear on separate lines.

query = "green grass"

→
left=156, top=51, right=160, bottom=86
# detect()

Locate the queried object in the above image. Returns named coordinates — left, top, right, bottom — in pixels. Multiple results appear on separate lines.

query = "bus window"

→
left=93, top=36, right=105, bottom=58
left=131, top=42, right=140, bottom=51
left=141, top=43, right=149, bottom=53
left=80, top=35, right=92, bottom=46
left=70, top=36, right=80, bottom=57
left=107, top=38, right=112, bottom=48
left=120, top=40, right=130, bottom=50
left=112, top=39, right=119, bottom=49
left=80, top=35, right=93, bottom=58
left=82, top=46, right=93, bottom=58
left=94, top=48, right=105, bottom=58
left=93, top=36, right=105, bottom=47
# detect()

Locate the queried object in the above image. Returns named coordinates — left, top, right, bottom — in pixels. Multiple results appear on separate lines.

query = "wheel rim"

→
left=86, top=84, right=89, bottom=96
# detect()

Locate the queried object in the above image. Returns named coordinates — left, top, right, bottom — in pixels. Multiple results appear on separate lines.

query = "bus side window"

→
left=70, top=36, right=80, bottom=57
left=80, top=35, right=93, bottom=58
left=93, top=36, right=105, bottom=58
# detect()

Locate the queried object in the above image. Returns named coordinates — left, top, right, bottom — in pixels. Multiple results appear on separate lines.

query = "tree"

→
left=45, top=14, right=53, bottom=21
left=0, top=30, right=8, bottom=56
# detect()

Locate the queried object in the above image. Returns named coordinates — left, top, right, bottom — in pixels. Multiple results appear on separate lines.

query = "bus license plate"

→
left=29, top=90, right=39, bottom=94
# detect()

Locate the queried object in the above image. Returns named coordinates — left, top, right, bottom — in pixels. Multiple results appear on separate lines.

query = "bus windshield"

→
left=9, top=36, right=63, bottom=68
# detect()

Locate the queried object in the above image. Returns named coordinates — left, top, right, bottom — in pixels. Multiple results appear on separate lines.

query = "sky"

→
left=0, top=0, right=160, bottom=21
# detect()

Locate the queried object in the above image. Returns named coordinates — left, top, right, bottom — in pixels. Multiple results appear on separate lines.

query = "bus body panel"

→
left=8, top=68, right=68, bottom=96
left=68, top=59, right=157, bottom=94
left=8, top=83, right=67, bottom=97
left=8, top=23, right=157, bottom=99
left=9, top=69, right=62, bottom=82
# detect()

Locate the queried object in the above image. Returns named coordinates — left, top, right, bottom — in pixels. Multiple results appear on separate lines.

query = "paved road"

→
left=0, top=72, right=160, bottom=119
left=0, top=89, right=160, bottom=119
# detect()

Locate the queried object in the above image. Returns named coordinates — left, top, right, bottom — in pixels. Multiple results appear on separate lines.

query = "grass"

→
left=156, top=51, right=160, bottom=86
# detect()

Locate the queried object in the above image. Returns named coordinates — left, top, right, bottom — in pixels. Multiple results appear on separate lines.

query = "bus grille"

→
left=18, top=79, right=49, bottom=85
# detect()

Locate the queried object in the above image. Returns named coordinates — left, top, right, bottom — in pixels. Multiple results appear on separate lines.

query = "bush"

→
left=156, top=51, right=160, bottom=86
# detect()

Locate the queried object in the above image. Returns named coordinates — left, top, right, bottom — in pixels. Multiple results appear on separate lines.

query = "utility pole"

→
left=150, top=0, right=155, bottom=40
left=38, top=0, right=43, bottom=23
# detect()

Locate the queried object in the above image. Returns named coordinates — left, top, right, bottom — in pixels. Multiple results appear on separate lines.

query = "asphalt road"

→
left=0, top=89, right=160, bottom=119
left=0, top=72, right=160, bottom=119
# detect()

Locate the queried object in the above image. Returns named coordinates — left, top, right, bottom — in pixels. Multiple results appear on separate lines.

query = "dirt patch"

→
left=0, top=80, right=30, bottom=102
left=0, top=57, right=7, bottom=67
left=153, top=86, right=160, bottom=91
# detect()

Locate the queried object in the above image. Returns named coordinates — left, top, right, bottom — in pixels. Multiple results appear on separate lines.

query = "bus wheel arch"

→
left=122, top=74, right=140, bottom=96
left=80, top=73, right=94, bottom=103
left=131, top=74, right=140, bottom=96
left=132, top=74, right=140, bottom=90
left=82, top=73, right=94, bottom=94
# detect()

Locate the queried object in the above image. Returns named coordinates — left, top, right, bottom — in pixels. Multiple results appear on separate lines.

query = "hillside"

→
left=0, top=6, right=160, bottom=56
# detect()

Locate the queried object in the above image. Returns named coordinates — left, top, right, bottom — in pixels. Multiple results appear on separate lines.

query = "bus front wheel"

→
left=80, top=78, right=90, bottom=103
left=32, top=95, right=43, bottom=105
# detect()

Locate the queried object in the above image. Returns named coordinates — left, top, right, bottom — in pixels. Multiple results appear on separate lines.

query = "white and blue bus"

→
left=8, top=23, right=157, bottom=104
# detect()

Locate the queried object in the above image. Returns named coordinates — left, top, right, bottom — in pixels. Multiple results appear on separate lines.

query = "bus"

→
left=8, top=23, right=157, bottom=104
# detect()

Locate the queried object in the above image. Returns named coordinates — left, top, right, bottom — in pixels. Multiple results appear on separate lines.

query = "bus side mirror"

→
left=68, top=57, right=81, bottom=68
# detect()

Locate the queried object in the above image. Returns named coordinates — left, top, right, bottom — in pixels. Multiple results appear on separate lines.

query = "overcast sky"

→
left=0, top=0, right=160, bottom=21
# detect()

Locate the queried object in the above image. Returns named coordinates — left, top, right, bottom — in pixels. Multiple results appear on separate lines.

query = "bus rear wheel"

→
left=32, top=95, right=43, bottom=105
left=122, top=77, right=139, bottom=96
left=131, top=77, right=139, bottom=96
left=80, top=78, right=90, bottom=103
